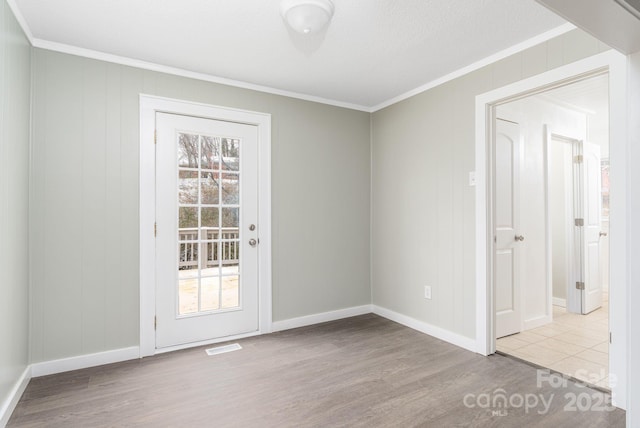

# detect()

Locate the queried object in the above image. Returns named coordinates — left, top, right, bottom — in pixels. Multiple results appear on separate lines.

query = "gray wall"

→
left=29, top=49, right=371, bottom=362
left=0, top=0, right=31, bottom=413
left=371, top=29, right=610, bottom=339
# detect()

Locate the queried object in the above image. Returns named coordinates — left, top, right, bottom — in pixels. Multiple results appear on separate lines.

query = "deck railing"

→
left=179, top=228, right=239, bottom=270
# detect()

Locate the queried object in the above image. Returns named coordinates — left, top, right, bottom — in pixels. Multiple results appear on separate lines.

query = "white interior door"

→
left=155, top=112, right=259, bottom=349
left=495, top=118, right=523, bottom=338
left=577, top=140, right=603, bottom=314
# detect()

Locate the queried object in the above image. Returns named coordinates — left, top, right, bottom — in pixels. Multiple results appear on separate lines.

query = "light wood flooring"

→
left=497, top=297, right=610, bottom=388
left=9, top=314, right=625, bottom=427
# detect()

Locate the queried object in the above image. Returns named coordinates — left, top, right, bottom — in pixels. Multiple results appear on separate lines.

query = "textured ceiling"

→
left=13, top=0, right=567, bottom=109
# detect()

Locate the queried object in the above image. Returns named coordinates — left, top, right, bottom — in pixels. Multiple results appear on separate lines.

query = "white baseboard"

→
left=523, top=315, right=553, bottom=331
left=271, top=305, right=373, bottom=332
left=553, top=297, right=567, bottom=308
left=31, top=346, right=140, bottom=378
left=371, top=305, right=477, bottom=352
left=0, top=365, right=31, bottom=428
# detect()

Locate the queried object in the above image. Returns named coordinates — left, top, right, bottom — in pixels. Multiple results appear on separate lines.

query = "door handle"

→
left=249, top=238, right=257, bottom=247
left=599, top=231, right=608, bottom=237
left=515, top=235, right=525, bottom=242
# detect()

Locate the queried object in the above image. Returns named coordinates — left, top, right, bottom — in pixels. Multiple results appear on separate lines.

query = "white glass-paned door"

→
left=156, top=113, right=259, bottom=349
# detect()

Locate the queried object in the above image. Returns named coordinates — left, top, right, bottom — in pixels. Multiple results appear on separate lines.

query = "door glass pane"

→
left=178, top=241, right=199, bottom=279
left=221, top=138, right=240, bottom=171
left=200, top=241, right=218, bottom=273
left=201, top=136, right=220, bottom=170
left=178, top=171, right=199, bottom=204
left=178, top=133, right=199, bottom=168
left=222, top=243, right=239, bottom=276
left=221, top=240, right=239, bottom=267
left=221, top=275, right=240, bottom=309
left=201, top=276, right=220, bottom=311
left=201, top=172, right=219, bottom=205
left=179, top=207, right=198, bottom=228
left=221, top=208, right=239, bottom=228
left=221, top=173, right=240, bottom=204
left=178, top=279, right=198, bottom=315
left=176, top=132, right=241, bottom=315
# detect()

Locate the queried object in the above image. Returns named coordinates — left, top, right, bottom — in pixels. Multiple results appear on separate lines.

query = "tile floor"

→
left=496, top=293, right=610, bottom=388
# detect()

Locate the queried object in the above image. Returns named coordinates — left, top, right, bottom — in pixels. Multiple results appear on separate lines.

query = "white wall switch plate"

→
left=424, top=285, right=432, bottom=299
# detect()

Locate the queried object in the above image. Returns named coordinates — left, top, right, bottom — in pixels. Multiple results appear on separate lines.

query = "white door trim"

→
left=475, top=50, right=628, bottom=408
left=139, top=94, right=272, bottom=358
left=545, top=128, right=581, bottom=315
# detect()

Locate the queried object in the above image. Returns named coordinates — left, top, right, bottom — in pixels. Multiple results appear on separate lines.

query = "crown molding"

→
left=30, top=38, right=372, bottom=112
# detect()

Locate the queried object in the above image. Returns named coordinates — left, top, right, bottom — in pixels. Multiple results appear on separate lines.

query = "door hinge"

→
left=154, top=316, right=157, bottom=330
left=576, top=281, right=585, bottom=290
left=574, top=218, right=584, bottom=227
left=154, top=130, right=157, bottom=145
left=574, top=155, right=583, bottom=163
left=154, top=222, right=157, bottom=237
left=609, top=332, right=612, bottom=344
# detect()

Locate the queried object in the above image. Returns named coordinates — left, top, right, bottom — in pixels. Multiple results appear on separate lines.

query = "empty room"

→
left=1, top=0, right=640, bottom=427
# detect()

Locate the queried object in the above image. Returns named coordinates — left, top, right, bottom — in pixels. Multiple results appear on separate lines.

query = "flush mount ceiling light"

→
left=281, top=0, right=335, bottom=35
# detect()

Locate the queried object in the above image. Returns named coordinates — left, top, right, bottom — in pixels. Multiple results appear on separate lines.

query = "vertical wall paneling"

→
left=43, top=53, right=84, bottom=360
left=81, top=59, right=107, bottom=354
left=104, top=63, right=123, bottom=350
left=118, top=67, right=145, bottom=347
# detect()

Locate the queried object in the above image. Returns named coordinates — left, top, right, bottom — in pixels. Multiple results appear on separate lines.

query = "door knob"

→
left=249, top=238, right=257, bottom=247
left=599, top=231, right=608, bottom=237
left=515, top=235, right=525, bottom=242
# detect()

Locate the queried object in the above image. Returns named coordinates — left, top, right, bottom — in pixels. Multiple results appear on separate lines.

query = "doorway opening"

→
left=492, top=74, right=611, bottom=389
left=475, top=50, right=628, bottom=408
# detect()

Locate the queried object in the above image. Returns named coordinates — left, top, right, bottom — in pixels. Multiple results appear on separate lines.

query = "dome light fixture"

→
left=281, top=0, right=335, bottom=35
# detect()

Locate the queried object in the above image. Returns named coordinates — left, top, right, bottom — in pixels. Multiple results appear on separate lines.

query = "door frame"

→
left=475, top=50, right=628, bottom=408
left=545, top=128, right=582, bottom=314
left=139, top=94, right=272, bottom=357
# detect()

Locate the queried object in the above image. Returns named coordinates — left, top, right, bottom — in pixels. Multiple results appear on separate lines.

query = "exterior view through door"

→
left=155, top=113, right=260, bottom=349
